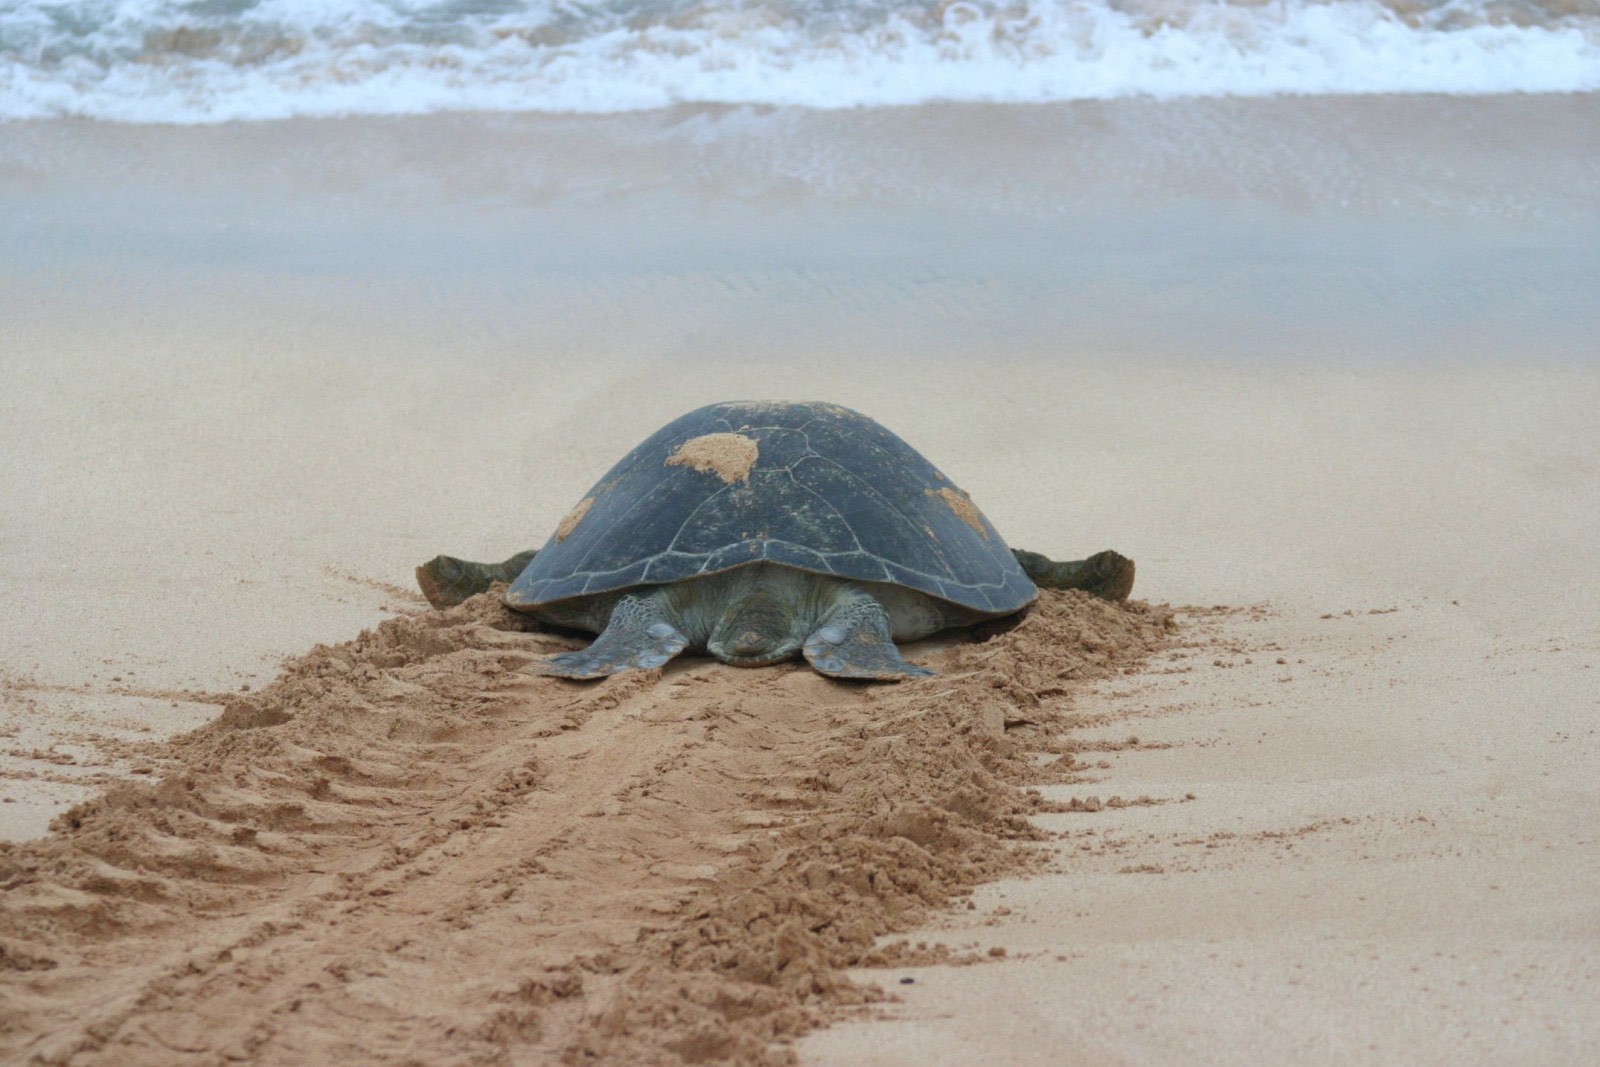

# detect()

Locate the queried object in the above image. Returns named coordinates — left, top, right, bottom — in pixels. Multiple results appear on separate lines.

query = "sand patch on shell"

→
left=666, top=433, right=760, bottom=484
left=555, top=496, right=594, bottom=542
left=931, top=487, right=988, bottom=538
left=0, top=590, right=1172, bottom=1065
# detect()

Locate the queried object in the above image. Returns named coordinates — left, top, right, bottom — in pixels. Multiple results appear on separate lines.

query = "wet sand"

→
left=3, top=97, right=1598, bottom=1062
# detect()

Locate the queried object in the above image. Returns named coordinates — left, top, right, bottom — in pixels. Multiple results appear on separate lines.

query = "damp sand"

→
left=3, top=97, right=1599, bottom=1062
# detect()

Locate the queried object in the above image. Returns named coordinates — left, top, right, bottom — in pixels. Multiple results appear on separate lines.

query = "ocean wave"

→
left=2, top=0, right=1598, bottom=122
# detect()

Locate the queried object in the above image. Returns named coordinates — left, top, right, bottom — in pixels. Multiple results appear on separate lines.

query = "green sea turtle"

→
left=417, top=401, right=1133, bottom=681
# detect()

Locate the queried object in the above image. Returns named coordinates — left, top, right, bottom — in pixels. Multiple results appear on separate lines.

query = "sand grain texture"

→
left=0, top=590, right=1172, bottom=1064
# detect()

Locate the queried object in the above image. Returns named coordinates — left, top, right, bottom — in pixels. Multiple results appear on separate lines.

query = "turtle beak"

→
left=707, top=631, right=801, bottom=667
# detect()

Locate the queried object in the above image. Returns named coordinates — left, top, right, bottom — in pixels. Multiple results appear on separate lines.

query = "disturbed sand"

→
left=1, top=590, right=1174, bottom=1063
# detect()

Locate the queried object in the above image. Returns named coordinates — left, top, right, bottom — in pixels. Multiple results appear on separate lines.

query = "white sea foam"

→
left=2, top=0, right=1598, bottom=122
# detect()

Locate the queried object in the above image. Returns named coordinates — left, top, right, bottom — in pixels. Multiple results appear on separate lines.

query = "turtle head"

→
left=707, top=588, right=805, bottom=667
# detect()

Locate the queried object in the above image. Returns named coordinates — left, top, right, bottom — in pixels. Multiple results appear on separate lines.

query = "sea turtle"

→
left=416, top=401, right=1133, bottom=681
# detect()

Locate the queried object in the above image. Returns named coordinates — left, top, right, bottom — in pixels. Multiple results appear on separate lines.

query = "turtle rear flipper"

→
left=416, top=550, right=539, bottom=608
left=802, top=591, right=935, bottom=681
left=540, top=591, right=689, bottom=679
left=1012, top=548, right=1135, bottom=601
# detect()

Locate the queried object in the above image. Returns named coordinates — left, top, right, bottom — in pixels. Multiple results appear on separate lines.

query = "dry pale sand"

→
left=2, top=97, right=1598, bottom=1063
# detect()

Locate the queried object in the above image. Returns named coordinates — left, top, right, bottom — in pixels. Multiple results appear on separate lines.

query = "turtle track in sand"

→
left=0, top=590, right=1173, bottom=1065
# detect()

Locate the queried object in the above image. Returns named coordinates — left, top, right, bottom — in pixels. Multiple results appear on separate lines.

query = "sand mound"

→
left=0, top=590, right=1172, bottom=1064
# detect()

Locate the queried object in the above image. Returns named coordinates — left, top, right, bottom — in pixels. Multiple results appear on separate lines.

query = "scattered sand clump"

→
left=929, top=487, right=990, bottom=538
left=555, top=496, right=595, bottom=542
left=665, top=433, right=761, bottom=484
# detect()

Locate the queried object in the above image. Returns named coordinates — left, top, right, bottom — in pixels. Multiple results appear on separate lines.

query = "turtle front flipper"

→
left=540, top=591, right=690, bottom=679
left=416, top=550, right=539, bottom=608
left=1012, top=548, right=1135, bottom=602
left=802, top=590, right=935, bottom=681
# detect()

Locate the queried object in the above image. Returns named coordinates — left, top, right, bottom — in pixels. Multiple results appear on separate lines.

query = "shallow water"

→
left=3, top=0, right=1599, bottom=120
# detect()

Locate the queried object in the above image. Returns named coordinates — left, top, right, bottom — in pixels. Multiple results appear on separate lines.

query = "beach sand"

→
left=2, top=97, right=1597, bottom=1062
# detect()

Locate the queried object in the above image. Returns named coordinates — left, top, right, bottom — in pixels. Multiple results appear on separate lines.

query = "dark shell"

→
left=505, top=401, right=1036, bottom=615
